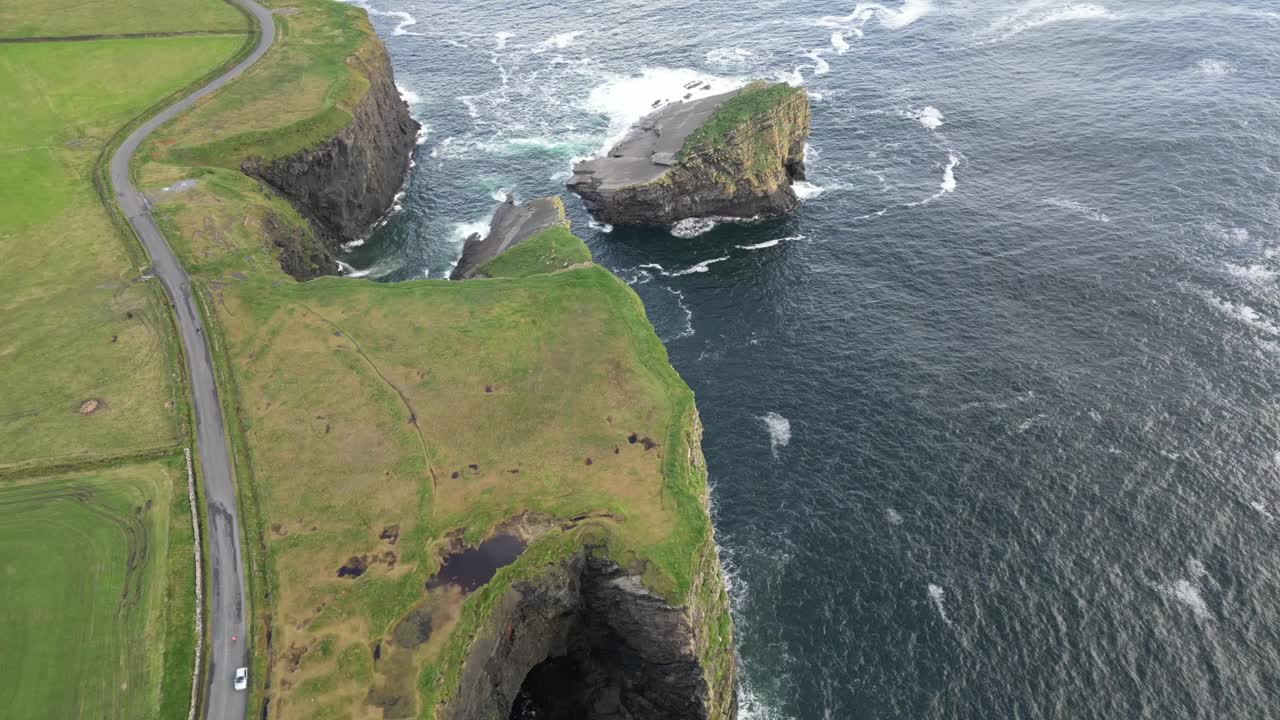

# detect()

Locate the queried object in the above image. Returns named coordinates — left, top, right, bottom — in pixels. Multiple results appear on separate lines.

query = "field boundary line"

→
left=0, top=30, right=247, bottom=44
left=185, top=447, right=205, bottom=720
left=0, top=444, right=184, bottom=482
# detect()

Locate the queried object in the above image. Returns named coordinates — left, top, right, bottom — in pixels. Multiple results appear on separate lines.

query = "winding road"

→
left=109, top=2, right=275, bottom=719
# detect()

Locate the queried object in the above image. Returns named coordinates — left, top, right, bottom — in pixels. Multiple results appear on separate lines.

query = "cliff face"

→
left=446, top=555, right=735, bottom=720
left=568, top=81, right=809, bottom=226
left=441, top=413, right=736, bottom=720
left=243, top=40, right=418, bottom=269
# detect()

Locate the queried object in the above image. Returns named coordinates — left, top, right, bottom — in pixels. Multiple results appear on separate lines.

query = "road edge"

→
left=102, top=3, right=275, bottom=720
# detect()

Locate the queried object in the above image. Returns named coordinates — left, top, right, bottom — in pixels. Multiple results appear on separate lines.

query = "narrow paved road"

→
left=109, top=2, right=275, bottom=719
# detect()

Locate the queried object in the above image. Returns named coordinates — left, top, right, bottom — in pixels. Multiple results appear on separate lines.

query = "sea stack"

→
left=568, top=80, right=810, bottom=227
left=450, top=195, right=571, bottom=280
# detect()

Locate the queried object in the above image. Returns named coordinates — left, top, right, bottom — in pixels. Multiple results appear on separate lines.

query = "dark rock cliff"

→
left=444, top=554, right=736, bottom=720
left=243, top=40, right=418, bottom=275
left=568, top=81, right=809, bottom=227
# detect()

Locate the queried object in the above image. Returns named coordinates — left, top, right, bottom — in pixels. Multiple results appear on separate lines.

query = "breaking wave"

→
left=738, top=235, right=805, bottom=251
left=914, top=105, right=944, bottom=130
left=758, top=412, right=792, bottom=457
left=985, top=4, right=1117, bottom=43
left=819, top=0, right=933, bottom=33
left=534, top=30, right=584, bottom=52
left=928, top=583, right=953, bottom=625
left=1046, top=197, right=1111, bottom=222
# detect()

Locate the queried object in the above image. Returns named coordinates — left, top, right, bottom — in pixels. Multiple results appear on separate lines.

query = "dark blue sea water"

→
left=341, top=1, right=1280, bottom=717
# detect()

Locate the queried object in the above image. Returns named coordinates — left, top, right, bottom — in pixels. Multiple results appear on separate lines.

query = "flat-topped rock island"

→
left=568, top=81, right=811, bottom=227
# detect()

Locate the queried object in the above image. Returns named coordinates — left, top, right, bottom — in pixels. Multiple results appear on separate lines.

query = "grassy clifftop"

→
left=139, top=0, right=377, bottom=169
left=132, top=3, right=732, bottom=718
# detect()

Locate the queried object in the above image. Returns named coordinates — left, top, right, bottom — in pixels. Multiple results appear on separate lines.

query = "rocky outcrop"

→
left=445, top=554, right=736, bottom=720
left=450, top=196, right=568, bottom=280
left=243, top=39, right=418, bottom=270
left=568, top=81, right=809, bottom=227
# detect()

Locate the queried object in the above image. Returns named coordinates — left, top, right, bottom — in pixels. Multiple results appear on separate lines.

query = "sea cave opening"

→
left=492, top=558, right=710, bottom=720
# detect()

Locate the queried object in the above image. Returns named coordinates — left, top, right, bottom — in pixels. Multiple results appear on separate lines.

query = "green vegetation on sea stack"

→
left=678, top=80, right=804, bottom=160
left=0, top=462, right=194, bottom=720
left=475, top=225, right=595, bottom=278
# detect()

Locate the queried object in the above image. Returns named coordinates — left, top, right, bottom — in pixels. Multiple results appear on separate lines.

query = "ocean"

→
left=339, top=1, right=1280, bottom=717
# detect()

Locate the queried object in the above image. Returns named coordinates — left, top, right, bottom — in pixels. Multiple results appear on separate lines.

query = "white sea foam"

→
left=928, top=583, right=953, bottom=625
left=588, top=219, right=614, bottom=233
left=396, top=84, right=421, bottom=106
left=450, top=216, right=493, bottom=247
left=940, top=153, right=960, bottom=193
left=793, top=181, right=826, bottom=200
left=820, top=0, right=933, bottom=33
left=706, top=47, right=755, bottom=68
left=1226, top=263, right=1278, bottom=285
left=1187, top=558, right=1207, bottom=578
left=673, top=256, right=730, bottom=276
left=1196, top=58, right=1235, bottom=77
left=494, top=31, right=514, bottom=49
left=737, top=235, right=805, bottom=251
left=1157, top=579, right=1212, bottom=620
left=831, top=32, right=851, bottom=54
left=489, top=188, right=511, bottom=202
left=1205, top=293, right=1280, bottom=336
left=1046, top=197, right=1110, bottom=222
left=914, top=105, right=944, bottom=130
left=664, top=286, right=695, bottom=340
left=986, top=4, right=1117, bottom=43
left=884, top=508, right=905, bottom=525
left=535, top=30, right=583, bottom=52
left=1250, top=500, right=1275, bottom=520
left=670, top=217, right=721, bottom=238
left=803, top=49, right=831, bottom=76
left=585, top=68, right=744, bottom=155
left=340, top=1, right=424, bottom=36
left=758, top=412, right=792, bottom=457
left=340, top=257, right=403, bottom=279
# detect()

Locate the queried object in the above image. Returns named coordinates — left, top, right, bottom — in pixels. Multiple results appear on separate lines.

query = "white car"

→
left=233, top=667, right=248, bottom=691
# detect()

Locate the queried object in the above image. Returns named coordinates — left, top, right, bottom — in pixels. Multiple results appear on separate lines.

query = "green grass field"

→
left=0, top=461, right=193, bottom=720
left=0, top=36, right=245, bottom=470
left=0, top=0, right=248, bottom=38
left=1, top=2, right=248, bottom=716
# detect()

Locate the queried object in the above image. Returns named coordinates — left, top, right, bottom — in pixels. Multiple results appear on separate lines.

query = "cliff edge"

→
left=242, top=38, right=418, bottom=274
left=568, top=81, right=809, bottom=226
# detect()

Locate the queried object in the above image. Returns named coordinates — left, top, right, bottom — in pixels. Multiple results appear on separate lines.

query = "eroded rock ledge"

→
left=450, top=195, right=568, bottom=280
left=446, top=554, right=736, bottom=720
left=568, top=81, right=809, bottom=227
left=244, top=40, right=419, bottom=277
